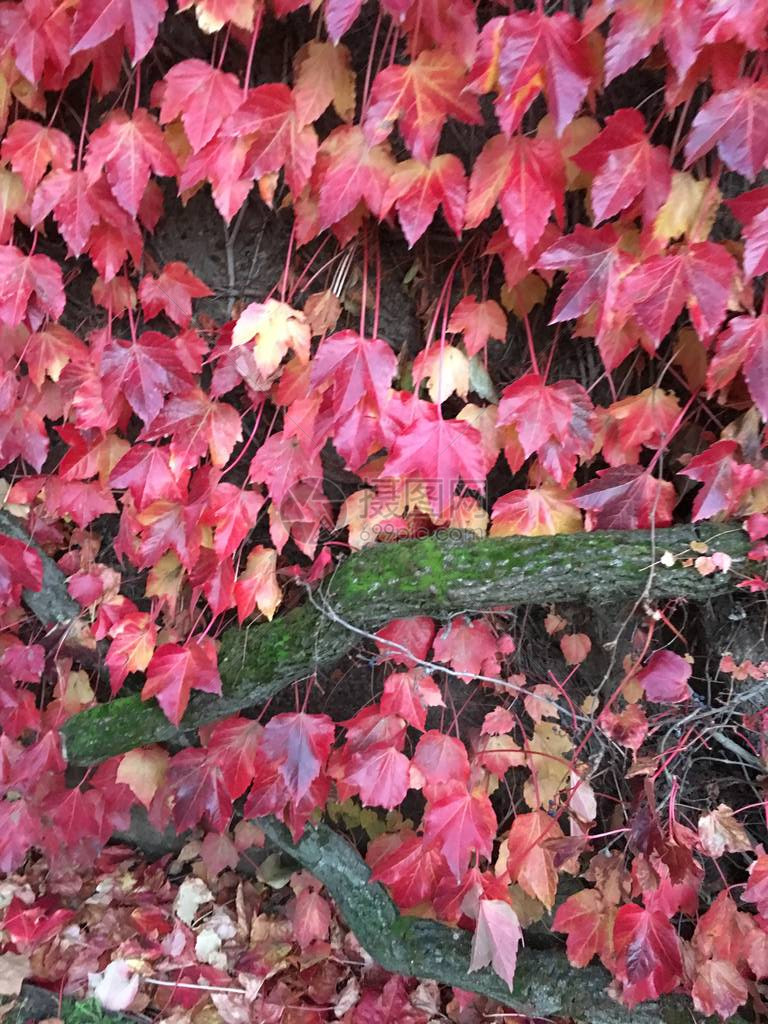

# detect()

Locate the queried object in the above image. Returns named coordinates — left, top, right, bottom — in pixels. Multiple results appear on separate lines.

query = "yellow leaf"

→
left=232, top=299, right=311, bottom=376
left=117, top=747, right=170, bottom=807
left=294, top=41, right=356, bottom=124
left=491, top=485, right=582, bottom=537
left=523, top=721, right=572, bottom=810
left=412, top=345, right=469, bottom=403
left=653, top=171, right=720, bottom=244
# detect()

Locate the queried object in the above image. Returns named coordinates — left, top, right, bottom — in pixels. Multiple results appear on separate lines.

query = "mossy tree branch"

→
left=59, top=523, right=750, bottom=764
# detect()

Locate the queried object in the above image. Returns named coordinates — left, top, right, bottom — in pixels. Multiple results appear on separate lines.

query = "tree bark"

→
left=60, top=523, right=749, bottom=764
left=258, top=816, right=742, bottom=1024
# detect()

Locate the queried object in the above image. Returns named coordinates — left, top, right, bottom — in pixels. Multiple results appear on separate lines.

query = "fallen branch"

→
left=258, top=816, right=740, bottom=1024
left=60, top=523, right=750, bottom=764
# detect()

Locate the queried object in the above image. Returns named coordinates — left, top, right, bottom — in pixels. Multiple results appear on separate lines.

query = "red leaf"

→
left=708, top=314, right=768, bottom=420
left=498, top=373, right=593, bottom=484
left=679, top=440, right=765, bottom=521
left=139, top=262, right=212, bottom=327
left=613, top=904, right=682, bottom=1003
left=380, top=669, right=444, bottom=731
left=1, top=120, right=74, bottom=193
left=466, top=134, right=564, bottom=257
left=166, top=747, right=232, bottom=831
left=743, top=853, right=768, bottom=916
left=573, top=466, right=675, bottom=530
left=422, top=781, right=496, bottom=878
left=311, top=330, right=397, bottom=421
left=367, top=830, right=445, bottom=908
left=483, top=10, right=591, bottom=135
left=261, top=712, right=335, bottom=802
left=375, top=616, right=435, bottom=667
left=728, top=187, right=768, bottom=280
left=160, top=59, right=242, bottom=153
left=109, top=444, right=184, bottom=509
left=141, top=638, right=222, bottom=725
left=502, top=809, right=562, bottom=908
left=141, top=389, right=243, bottom=468
left=382, top=155, right=466, bottom=247
left=447, top=297, right=507, bottom=358
left=208, top=716, right=265, bottom=799
left=639, top=650, right=692, bottom=704
left=692, top=960, right=749, bottom=1020
left=685, top=79, right=768, bottom=177
left=324, top=0, right=362, bottom=42
left=433, top=617, right=501, bottom=682
left=0, top=245, right=64, bottom=328
left=413, top=731, right=470, bottom=793
left=0, top=534, right=42, bottom=605
left=86, top=109, right=176, bottom=216
left=100, top=331, right=193, bottom=426
left=226, top=84, right=318, bottom=196
left=72, top=0, right=166, bottom=62
left=469, top=898, right=523, bottom=992
left=626, top=242, right=736, bottom=346
left=312, top=125, right=395, bottom=231
left=553, top=889, right=614, bottom=968
left=343, top=744, right=411, bottom=809
left=364, top=50, right=480, bottom=163
left=382, top=405, right=485, bottom=517
left=203, top=483, right=264, bottom=560
left=573, top=108, right=671, bottom=224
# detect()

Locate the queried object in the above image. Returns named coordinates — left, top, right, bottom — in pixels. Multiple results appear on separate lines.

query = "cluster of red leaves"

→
left=0, top=837, right=480, bottom=1022
left=1, top=0, right=768, bottom=1016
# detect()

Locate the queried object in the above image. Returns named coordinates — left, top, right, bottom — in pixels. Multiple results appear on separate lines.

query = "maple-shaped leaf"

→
left=684, top=79, right=768, bottom=178
left=553, top=889, right=615, bottom=968
left=639, top=650, right=692, bottom=703
left=71, top=0, right=166, bottom=62
left=573, top=108, right=671, bottom=224
left=2, top=896, right=75, bottom=952
left=312, top=125, right=395, bottom=231
left=433, top=618, right=501, bottom=682
left=363, top=50, right=480, bottom=163
left=383, top=405, right=485, bottom=517
left=0, top=168, right=24, bottom=245
left=537, top=225, right=637, bottom=370
left=367, top=829, right=446, bottom=908
left=178, top=134, right=254, bottom=222
left=248, top=430, right=322, bottom=506
left=116, top=746, right=169, bottom=806
left=375, top=616, right=435, bottom=667
left=141, top=638, right=222, bottom=725
left=601, top=387, right=681, bottom=466
left=708, top=314, right=768, bottom=420
left=109, top=444, right=183, bottom=509
left=24, top=325, right=88, bottom=389
left=202, top=483, right=263, bottom=559
left=469, top=899, right=523, bottom=992
left=0, top=245, right=64, bottom=328
left=261, top=712, right=335, bottom=802
left=491, top=485, right=582, bottom=538
left=140, top=389, right=242, bottom=468
left=30, top=169, right=100, bottom=257
left=573, top=466, right=675, bottom=530
left=697, top=804, right=753, bottom=858
left=103, top=610, right=156, bottom=692
left=293, top=40, right=355, bottom=124
left=232, top=298, right=310, bottom=377
left=477, top=10, right=591, bottom=136
left=502, top=810, right=562, bottom=908
left=599, top=702, right=648, bottom=752
left=412, top=732, right=470, bottom=796
left=382, top=155, right=466, bottom=247
left=208, top=716, right=264, bottom=799
left=497, top=373, right=593, bottom=484
left=311, top=330, right=396, bottom=421
left=226, top=83, right=318, bottom=196
left=380, top=669, right=444, bottom=731
left=159, top=59, right=242, bottom=153
left=626, top=242, right=736, bottom=346
left=86, top=109, right=176, bottom=216
left=692, top=959, right=749, bottom=1021
left=728, top=188, right=768, bottom=280
left=166, top=747, right=232, bottom=831
left=343, top=744, right=411, bottom=809
left=447, top=298, right=507, bottom=358
left=1, top=120, right=74, bottom=192
left=100, top=331, right=193, bottom=426
left=233, top=545, right=282, bottom=622
left=422, top=781, right=497, bottom=878
left=613, top=904, right=682, bottom=1004
left=679, top=440, right=765, bottom=521
left=466, top=134, right=564, bottom=257
left=138, top=262, right=212, bottom=328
